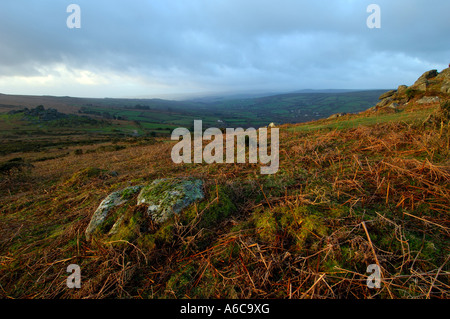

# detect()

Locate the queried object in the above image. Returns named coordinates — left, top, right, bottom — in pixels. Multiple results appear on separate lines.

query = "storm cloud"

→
left=0, top=0, right=449, bottom=98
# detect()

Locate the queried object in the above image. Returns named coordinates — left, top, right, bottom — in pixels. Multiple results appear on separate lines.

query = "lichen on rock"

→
left=85, top=185, right=143, bottom=240
left=137, top=178, right=204, bottom=223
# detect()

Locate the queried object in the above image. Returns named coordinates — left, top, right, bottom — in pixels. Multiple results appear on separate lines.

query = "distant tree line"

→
left=132, top=104, right=151, bottom=110
left=79, top=107, right=127, bottom=120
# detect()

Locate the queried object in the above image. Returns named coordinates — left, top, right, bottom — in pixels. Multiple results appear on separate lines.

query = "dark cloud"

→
left=0, top=0, right=449, bottom=98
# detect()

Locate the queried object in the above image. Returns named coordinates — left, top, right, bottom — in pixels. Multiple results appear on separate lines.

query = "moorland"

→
left=0, top=69, right=448, bottom=299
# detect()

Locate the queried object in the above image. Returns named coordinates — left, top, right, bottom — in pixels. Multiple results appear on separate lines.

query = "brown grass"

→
left=0, top=108, right=449, bottom=299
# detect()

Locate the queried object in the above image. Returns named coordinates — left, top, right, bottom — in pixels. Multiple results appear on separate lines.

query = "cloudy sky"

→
left=0, top=0, right=449, bottom=99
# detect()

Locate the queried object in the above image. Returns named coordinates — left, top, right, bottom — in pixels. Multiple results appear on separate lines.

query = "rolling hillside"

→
left=0, top=68, right=449, bottom=300
left=1, top=90, right=384, bottom=130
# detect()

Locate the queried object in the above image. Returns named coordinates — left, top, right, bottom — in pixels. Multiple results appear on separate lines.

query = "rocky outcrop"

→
left=8, top=105, right=67, bottom=121
left=435, top=68, right=450, bottom=93
left=369, top=66, right=450, bottom=113
left=409, top=69, right=438, bottom=91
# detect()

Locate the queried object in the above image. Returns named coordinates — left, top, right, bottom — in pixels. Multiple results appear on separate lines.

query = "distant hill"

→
left=0, top=89, right=386, bottom=129
left=290, top=89, right=373, bottom=94
left=192, top=89, right=387, bottom=126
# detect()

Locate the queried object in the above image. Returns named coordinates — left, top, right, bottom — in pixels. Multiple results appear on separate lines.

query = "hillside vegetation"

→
left=1, top=90, right=383, bottom=130
left=0, top=69, right=449, bottom=299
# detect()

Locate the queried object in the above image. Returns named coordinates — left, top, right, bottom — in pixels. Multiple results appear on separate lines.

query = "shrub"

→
left=440, top=100, right=450, bottom=120
left=0, top=157, right=33, bottom=175
left=405, top=88, right=417, bottom=100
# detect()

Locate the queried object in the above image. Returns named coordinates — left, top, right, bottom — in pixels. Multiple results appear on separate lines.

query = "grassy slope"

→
left=0, top=100, right=449, bottom=299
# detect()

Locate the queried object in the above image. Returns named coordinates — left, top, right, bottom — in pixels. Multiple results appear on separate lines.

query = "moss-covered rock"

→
left=85, top=178, right=205, bottom=244
left=137, top=178, right=204, bottom=223
left=85, top=185, right=143, bottom=240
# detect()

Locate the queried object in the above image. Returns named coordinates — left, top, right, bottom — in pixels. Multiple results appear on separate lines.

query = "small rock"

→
left=378, top=90, right=397, bottom=100
left=388, top=102, right=400, bottom=109
left=416, top=81, right=429, bottom=91
left=376, top=97, right=393, bottom=108
left=417, top=96, right=441, bottom=104
left=108, top=171, right=119, bottom=177
left=397, top=85, right=408, bottom=95
left=327, top=112, right=347, bottom=119
left=441, top=85, right=450, bottom=94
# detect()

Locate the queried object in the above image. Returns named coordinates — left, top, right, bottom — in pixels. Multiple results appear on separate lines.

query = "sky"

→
left=0, top=0, right=449, bottom=99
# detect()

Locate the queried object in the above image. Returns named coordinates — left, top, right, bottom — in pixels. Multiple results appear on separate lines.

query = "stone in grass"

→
left=85, top=185, right=143, bottom=240
left=137, top=178, right=204, bottom=223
